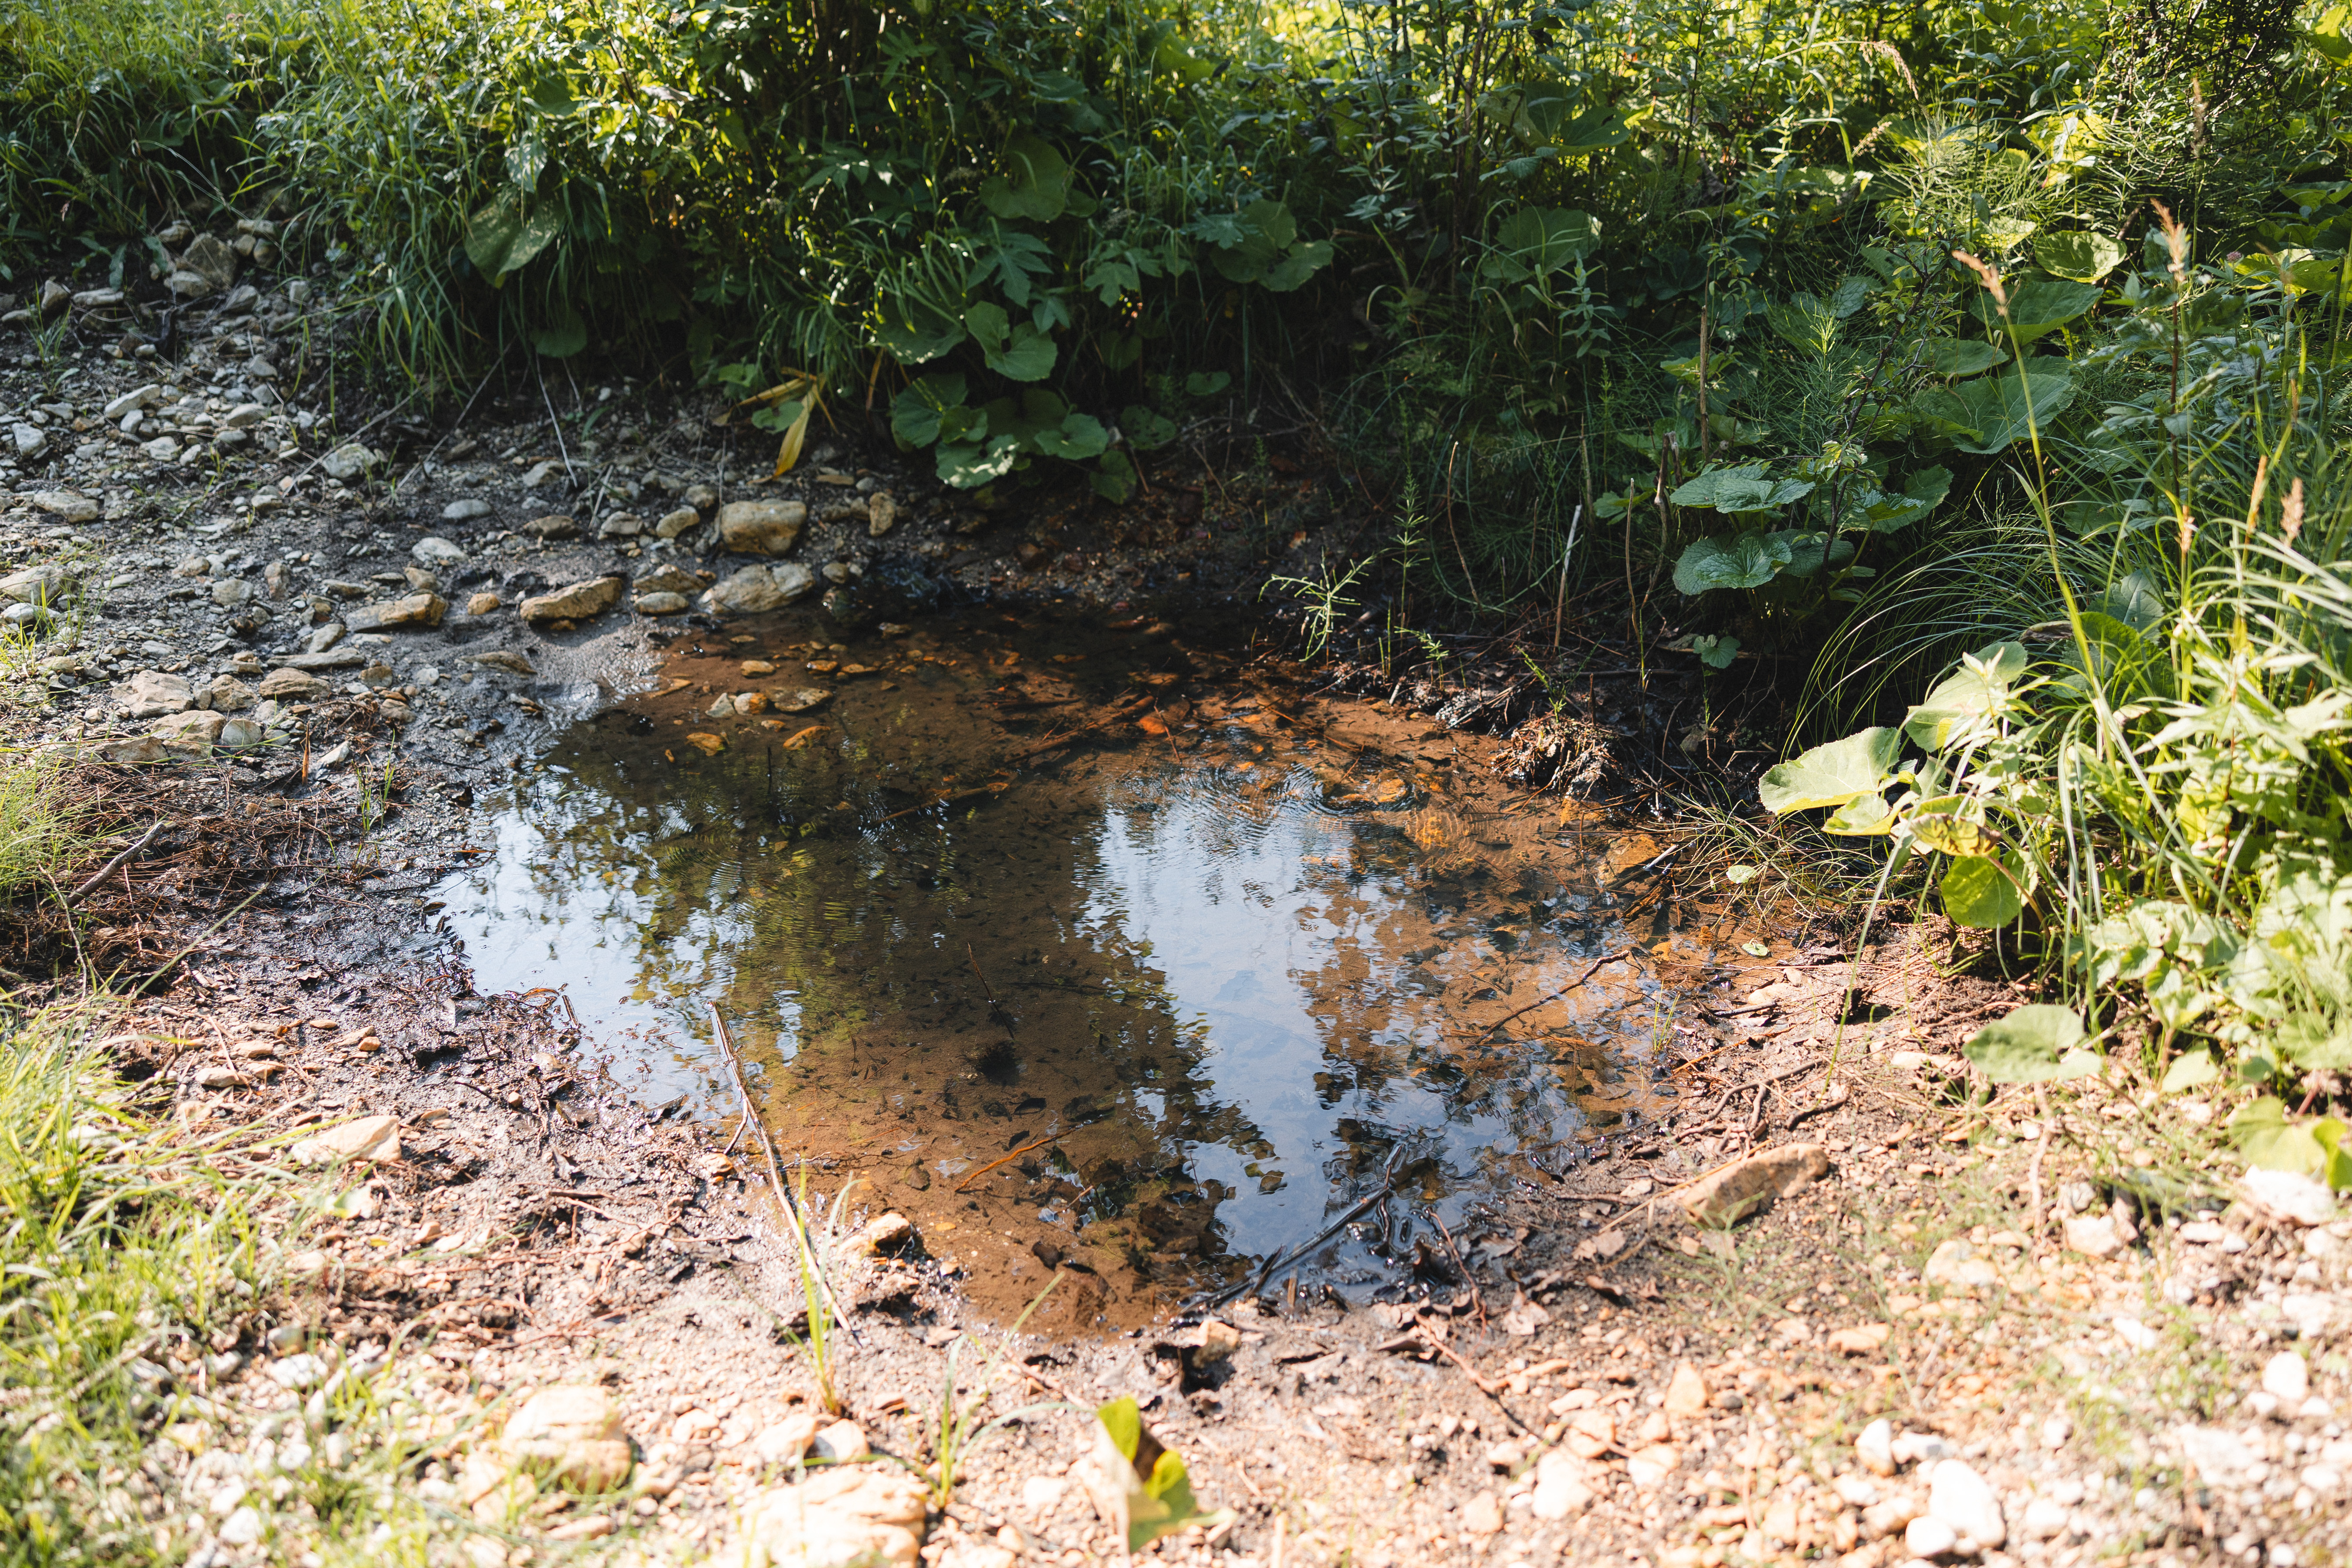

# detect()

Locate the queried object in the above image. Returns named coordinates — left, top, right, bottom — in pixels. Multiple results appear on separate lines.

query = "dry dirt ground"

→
left=4, top=261, right=2349, bottom=1568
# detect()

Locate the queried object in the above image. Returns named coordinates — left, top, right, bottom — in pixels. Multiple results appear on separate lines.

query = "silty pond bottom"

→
left=436, top=607, right=1745, bottom=1333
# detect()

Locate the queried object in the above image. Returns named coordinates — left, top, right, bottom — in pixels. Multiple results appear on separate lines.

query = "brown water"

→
left=436, top=608, right=1726, bottom=1331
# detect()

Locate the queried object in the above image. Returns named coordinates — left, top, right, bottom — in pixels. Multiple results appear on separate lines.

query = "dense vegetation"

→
left=3, top=0, right=2349, bottom=1179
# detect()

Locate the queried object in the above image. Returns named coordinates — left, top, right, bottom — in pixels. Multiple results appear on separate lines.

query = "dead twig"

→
left=1462, top=949, right=1632, bottom=1043
left=953, top=1131, right=1068, bottom=1194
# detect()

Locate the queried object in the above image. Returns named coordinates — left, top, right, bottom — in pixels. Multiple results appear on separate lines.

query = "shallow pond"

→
left=437, top=607, right=1725, bottom=1330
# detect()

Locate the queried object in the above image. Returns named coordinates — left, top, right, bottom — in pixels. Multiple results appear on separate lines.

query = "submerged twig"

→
left=1463, top=949, right=1632, bottom=1043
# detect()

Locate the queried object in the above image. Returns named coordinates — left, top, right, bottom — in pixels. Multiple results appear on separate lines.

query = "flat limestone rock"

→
left=256, top=667, right=329, bottom=700
left=33, top=490, right=98, bottom=524
left=704, top=563, right=816, bottom=615
left=503, top=1386, right=632, bottom=1494
left=281, top=649, right=368, bottom=671
left=520, top=576, right=623, bottom=626
left=151, top=710, right=226, bottom=752
left=346, top=591, right=446, bottom=632
left=716, top=500, right=807, bottom=555
left=115, top=670, right=195, bottom=718
left=289, top=1114, right=399, bottom=1166
left=716, top=1468, right=928, bottom=1568
left=1675, top=1142, right=1831, bottom=1230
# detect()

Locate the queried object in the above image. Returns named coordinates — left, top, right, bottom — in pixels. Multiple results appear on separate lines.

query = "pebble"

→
left=1926, top=1458, right=2005, bottom=1551
left=442, top=498, right=492, bottom=521
left=319, top=442, right=379, bottom=481
left=2261, top=1351, right=2308, bottom=1403
left=654, top=506, right=700, bottom=539
left=1857, top=1419, right=1896, bottom=1477
left=2062, top=1215, right=2124, bottom=1258
left=33, top=490, right=98, bottom=523
left=412, top=536, right=466, bottom=566
left=288, top=1115, right=400, bottom=1166
left=704, top=563, right=816, bottom=614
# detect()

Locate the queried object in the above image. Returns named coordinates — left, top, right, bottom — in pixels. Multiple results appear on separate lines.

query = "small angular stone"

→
left=346, top=592, right=446, bottom=632
left=151, top=710, right=226, bottom=752
left=520, top=577, right=623, bottom=625
left=289, top=1114, right=400, bottom=1166
left=115, top=671, right=195, bottom=718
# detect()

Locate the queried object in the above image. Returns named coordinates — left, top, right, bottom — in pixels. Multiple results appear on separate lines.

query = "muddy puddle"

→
left=436, top=608, right=1736, bottom=1332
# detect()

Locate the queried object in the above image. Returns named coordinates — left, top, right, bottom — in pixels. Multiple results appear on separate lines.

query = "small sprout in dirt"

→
left=781, top=1162, right=856, bottom=1416
left=913, top=1273, right=1064, bottom=1509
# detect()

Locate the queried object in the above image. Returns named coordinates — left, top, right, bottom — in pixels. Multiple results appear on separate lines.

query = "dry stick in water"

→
left=1467, top=948, right=1632, bottom=1043
left=953, top=1132, right=1069, bottom=1194
left=709, top=1001, right=861, bottom=1344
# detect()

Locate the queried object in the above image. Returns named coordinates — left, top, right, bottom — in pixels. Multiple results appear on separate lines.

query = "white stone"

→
left=2020, top=1496, right=2072, bottom=1541
left=443, top=498, right=492, bottom=522
left=2062, top=1215, right=2124, bottom=1258
left=412, top=536, right=466, bottom=566
left=10, top=423, right=45, bottom=459
left=2112, top=1316, right=2161, bottom=1352
left=1021, top=1476, right=1070, bottom=1511
left=520, top=459, right=561, bottom=488
left=2239, top=1169, right=2338, bottom=1227
left=152, top=710, right=226, bottom=752
left=1857, top=1418, right=1896, bottom=1477
left=1529, top=1449, right=1596, bottom=1519
left=34, top=490, right=98, bottom=523
left=141, top=436, right=182, bottom=462
left=1904, top=1515, right=1958, bottom=1558
left=813, top=1419, right=868, bottom=1463
left=217, top=1506, right=264, bottom=1547
left=320, top=443, right=379, bottom=481
left=751, top=1413, right=820, bottom=1468
left=2262, top=1351, right=2310, bottom=1404
left=222, top=402, right=269, bottom=429
left=268, top=1353, right=329, bottom=1390
left=102, top=384, right=161, bottom=420
left=2173, top=1425, right=2263, bottom=1487
left=1926, top=1459, right=2004, bottom=1551
left=212, top=578, right=253, bottom=608
left=716, top=1470, right=927, bottom=1568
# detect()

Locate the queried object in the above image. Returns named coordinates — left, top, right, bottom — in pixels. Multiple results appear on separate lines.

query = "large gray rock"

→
left=519, top=576, right=624, bottom=626
left=346, top=592, right=446, bottom=632
left=102, top=384, right=162, bottom=420
left=703, top=563, right=815, bottom=615
left=32, top=491, right=97, bottom=524
left=12, top=424, right=47, bottom=460
left=717, top=500, right=806, bottom=555
left=115, top=671, right=194, bottom=718
left=170, top=233, right=239, bottom=297
left=411, top=536, right=466, bottom=567
left=0, top=564, right=67, bottom=604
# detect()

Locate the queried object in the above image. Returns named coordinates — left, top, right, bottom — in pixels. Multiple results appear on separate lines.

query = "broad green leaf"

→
left=889, top=374, right=968, bottom=448
left=2160, top=1048, right=2222, bottom=1093
left=2032, top=230, right=2128, bottom=283
left=1963, top=1004, right=2098, bottom=1082
left=1080, top=1398, right=1229, bottom=1552
left=1483, top=208, right=1602, bottom=283
left=532, top=300, right=587, bottom=358
left=1772, top=529, right=1855, bottom=579
left=1822, top=792, right=1893, bottom=835
left=2277, top=1011, right=2352, bottom=1070
left=1185, top=370, right=1231, bottom=398
left=873, top=293, right=966, bottom=363
left=937, top=434, right=1021, bottom=488
left=1905, top=794, right=1992, bottom=856
left=1204, top=200, right=1333, bottom=292
left=2229, top=1097, right=2346, bottom=1176
left=1857, top=465, right=1954, bottom=532
left=1904, top=640, right=2028, bottom=748
left=968, top=302, right=1057, bottom=382
left=1122, top=406, right=1179, bottom=451
left=1670, top=463, right=1815, bottom=514
left=1672, top=534, right=1791, bottom=594
left=1942, top=851, right=2027, bottom=928
left=1691, top=633, right=1739, bottom=669
left=1968, top=276, right=2102, bottom=342
left=1033, top=412, right=1110, bottom=460
left=1911, top=368, right=2077, bottom=454
left=978, top=132, right=1073, bottom=223
left=1757, top=727, right=1901, bottom=814
left=1093, top=448, right=1139, bottom=503
left=464, top=187, right=562, bottom=284
left=1923, top=338, right=2007, bottom=376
